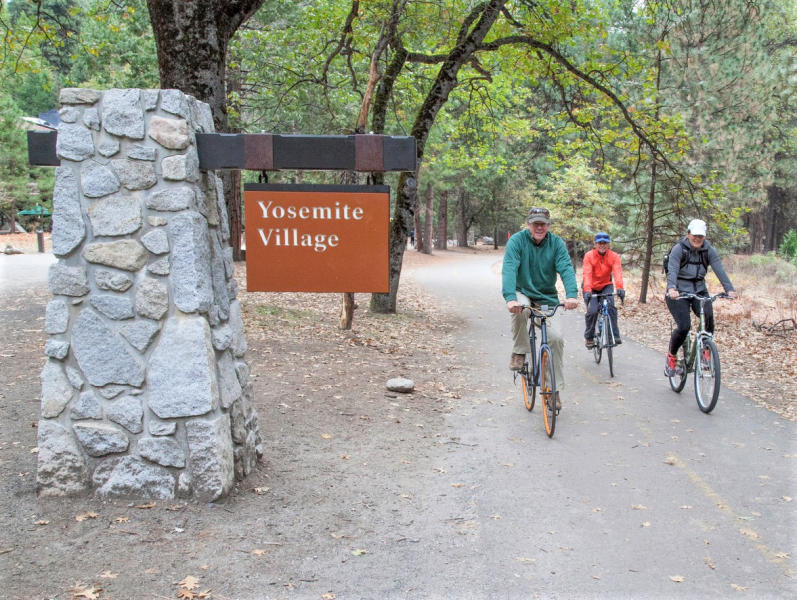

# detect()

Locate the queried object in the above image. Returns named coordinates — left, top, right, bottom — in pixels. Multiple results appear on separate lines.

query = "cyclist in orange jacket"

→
left=582, top=232, right=625, bottom=348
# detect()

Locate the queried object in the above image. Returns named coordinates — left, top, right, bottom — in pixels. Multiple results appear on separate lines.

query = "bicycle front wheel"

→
left=593, top=319, right=603, bottom=364
left=521, top=359, right=536, bottom=411
left=669, top=346, right=688, bottom=393
left=607, top=334, right=614, bottom=378
left=695, top=338, right=720, bottom=413
left=541, top=347, right=556, bottom=437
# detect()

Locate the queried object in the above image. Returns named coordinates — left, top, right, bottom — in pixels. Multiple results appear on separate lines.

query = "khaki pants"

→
left=511, top=291, right=566, bottom=390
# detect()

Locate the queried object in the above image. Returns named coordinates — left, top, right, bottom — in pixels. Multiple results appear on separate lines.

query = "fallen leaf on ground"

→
left=136, top=502, right=156, bottom=509
left=730, top=583, right=748, bottom=591
left=321, top=594, right=336, bottom=599
left=642, top=522, right=651, bottom=527
left=178, top=576, right=200, bottom=590
left=664, top=457, right=677, bottom=465
left=252, top=549, right=266, bottom=556
left=515, top=557, right=535, bottom=563
left=115, top=516, right=129, bottom=522
left=75, top=512, right=98, bottom=522
left=705, top=557, right=715, bottom=569
left=351, top=549, right=368, bottom=556
left=451, top=483, right=464, bottom=488
left=670, top=575, right=685, bottom=583
left=503, top=463, right=514, bottom=467
left=321, top=434, right=332, bottom=439
left=35, top=520, right=49, bottom=525
left=71, top=582, right=102, bottom=599
left=591, top=574, right=600, bottom=580
left=631, top=504, right=648, bottom=510
left=782, top=496, right=792, bottom=502
left=680, top=506, right=692, bottom=509
left=253, top=487, right=269, bottom=494
left=739, top=529, right=758, bottom=539
left=98, top=571, right=118, bottom=578
left=773, top=552, right=789, bottom=559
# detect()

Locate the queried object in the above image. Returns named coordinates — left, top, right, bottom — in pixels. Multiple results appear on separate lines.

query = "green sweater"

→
left=502, top=229, right=578, bottom=306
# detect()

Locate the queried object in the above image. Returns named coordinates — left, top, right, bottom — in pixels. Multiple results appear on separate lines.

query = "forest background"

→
left=1, top=0, right=797, bottom=309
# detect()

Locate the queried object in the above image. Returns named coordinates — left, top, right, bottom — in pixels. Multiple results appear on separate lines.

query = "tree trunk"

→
left=146, top=0, right=264, bottom=262
left=146, top=0, right=264, bottom=133
left=224, top=170, right=243, bottom=260
left=423, top=181, right=434, bottom=255
left=370, top=0, right=506, bottom=312
left=639, top=160, right=658, bottom=304
left=339, top=170, right=358, bottom=329
left=457, top=187, right=468, bottom=247
left=436, top=189, right=448, bottom=250
left=413, top=184, right=424, bottom=252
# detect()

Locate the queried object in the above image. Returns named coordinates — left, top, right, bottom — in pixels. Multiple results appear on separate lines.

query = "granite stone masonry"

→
left=37, top=88, right=262, bottom=501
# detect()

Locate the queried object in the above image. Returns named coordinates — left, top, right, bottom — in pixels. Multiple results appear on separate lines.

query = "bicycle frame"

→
left=679, top=296, right=714, bottom=374
left=525, top=305, right=557, bottom=386
left=595, top=295, right=616, bottom=348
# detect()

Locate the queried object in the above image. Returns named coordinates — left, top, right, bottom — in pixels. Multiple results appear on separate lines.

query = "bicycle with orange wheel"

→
left=513, top=303, right=564, bottom=437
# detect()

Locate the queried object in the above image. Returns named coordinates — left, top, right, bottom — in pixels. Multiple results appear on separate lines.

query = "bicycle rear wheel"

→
left=593, top=318, right=603, bottom=364
left=669, top=346, right=688, bottom=393
left=521, top=359, right=535, bottom=411
left=695, top=338, right=720, bottom=413
left=541, top=347, right=556, bottom=437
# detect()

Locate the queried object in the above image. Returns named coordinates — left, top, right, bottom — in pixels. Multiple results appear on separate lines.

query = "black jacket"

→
left=666, top=237, right=735, bottom=295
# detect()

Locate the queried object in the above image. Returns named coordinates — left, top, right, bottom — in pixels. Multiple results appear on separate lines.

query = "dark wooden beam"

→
left=27, top=132, right=417, bottom=173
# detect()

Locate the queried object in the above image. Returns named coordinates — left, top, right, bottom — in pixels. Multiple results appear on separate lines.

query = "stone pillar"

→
left=37, top=88, right=262, bottom=501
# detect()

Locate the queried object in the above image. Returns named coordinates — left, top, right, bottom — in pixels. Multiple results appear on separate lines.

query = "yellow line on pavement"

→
left=666, top=452, right=793, bottom=576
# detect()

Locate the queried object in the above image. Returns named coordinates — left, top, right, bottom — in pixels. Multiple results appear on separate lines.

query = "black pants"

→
left=666, top=295, right=714, bottom=355
left=584, top=284, right=619, bottom=340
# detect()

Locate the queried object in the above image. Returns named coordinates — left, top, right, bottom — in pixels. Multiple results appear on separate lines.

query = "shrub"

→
left=780, top=230, right=797, bottom=265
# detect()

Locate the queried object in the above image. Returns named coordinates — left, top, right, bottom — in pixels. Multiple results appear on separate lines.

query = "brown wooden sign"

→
left=244, top=184, right=390, bottom=293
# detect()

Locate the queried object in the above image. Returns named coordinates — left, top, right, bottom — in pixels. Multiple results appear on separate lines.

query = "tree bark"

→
left=639, top=160, right=658, bottom=304
left=457, top=186, right=468, bottom=247
left=423, top=181, right=434, bottom=255
left=413, top=184, right=424, bottom=252
left=436, top=189, right=448, bottom=250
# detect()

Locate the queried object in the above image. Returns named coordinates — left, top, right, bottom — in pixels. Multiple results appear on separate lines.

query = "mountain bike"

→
left=667, top=292, right=729, bottom=413
left=514, top=304, right=564, bottom=438
left=591, top=292, right=622, bottom=378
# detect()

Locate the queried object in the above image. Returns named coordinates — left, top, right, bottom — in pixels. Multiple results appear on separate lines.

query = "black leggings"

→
left=666, top=295, right=714, bottom=355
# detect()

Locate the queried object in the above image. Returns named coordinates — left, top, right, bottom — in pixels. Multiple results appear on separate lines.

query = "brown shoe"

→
left=509, top=353, right=525, bottom=371
left=585, top=338, right=595, bottom=349
left=555, top=391, right=562, bottom=410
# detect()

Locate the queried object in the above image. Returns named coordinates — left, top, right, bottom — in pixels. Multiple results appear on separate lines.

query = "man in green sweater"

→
left=502, top=207, right=579, bottom=409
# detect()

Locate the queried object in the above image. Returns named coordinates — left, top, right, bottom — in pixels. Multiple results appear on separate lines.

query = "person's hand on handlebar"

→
left=668, top=288, right=679, bottom=300
left=564, top=297, right=579, bottom=310
left=727, top=290, right=737, bottom=299
left=506, top=300, right=524, bottom=313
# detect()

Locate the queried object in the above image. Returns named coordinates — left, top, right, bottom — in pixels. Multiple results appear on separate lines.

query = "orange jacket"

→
left=582, top=249, right=624, bottom=292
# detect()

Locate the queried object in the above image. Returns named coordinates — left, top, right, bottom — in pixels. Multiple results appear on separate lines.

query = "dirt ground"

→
left=0, top=240, right=473, bottom=600
left=0, top=236, right=794, bottom=599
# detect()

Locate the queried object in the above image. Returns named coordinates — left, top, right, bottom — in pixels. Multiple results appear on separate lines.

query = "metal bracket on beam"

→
left=27, top=132, right=417, bottom=173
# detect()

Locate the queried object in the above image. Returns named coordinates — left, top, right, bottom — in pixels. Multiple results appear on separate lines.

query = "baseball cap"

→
left=594, top=232, right=611, bottom=243
left=527, top=207, right=551, bottom=224
left=688, top=219, right=707, bottom=236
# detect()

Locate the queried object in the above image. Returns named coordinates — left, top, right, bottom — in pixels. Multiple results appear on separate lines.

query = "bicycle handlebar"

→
left=519, top=303, right=565, bottom=318
left=675, top=292, right=731, bottom=302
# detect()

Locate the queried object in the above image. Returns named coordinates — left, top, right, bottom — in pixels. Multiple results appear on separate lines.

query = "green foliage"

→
left=526, top=156, right=611, bottom=251
left=0, top=91, right=54, bottom=221
left=780, top=230, right=797, bottom=265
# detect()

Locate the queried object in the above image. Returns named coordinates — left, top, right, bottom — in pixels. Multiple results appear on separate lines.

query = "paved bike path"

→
left=412, top=251, right=795, bottom=599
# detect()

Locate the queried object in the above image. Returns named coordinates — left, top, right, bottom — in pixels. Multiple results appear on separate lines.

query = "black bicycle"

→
left=668, top=292, right=729, bottom=413
left=591, top=292, right=622, bottom=377
left=514, top=304, right=564, bottom=438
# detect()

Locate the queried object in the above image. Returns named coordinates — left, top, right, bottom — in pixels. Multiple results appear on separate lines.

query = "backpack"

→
left=663, top=244, right=709, bottom=276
